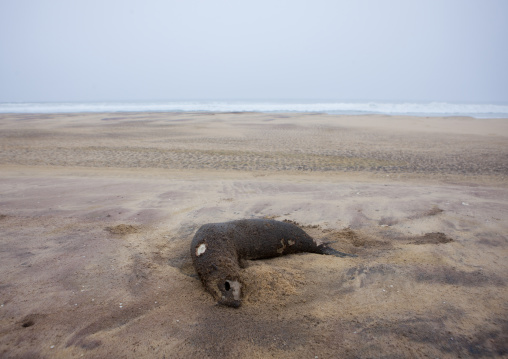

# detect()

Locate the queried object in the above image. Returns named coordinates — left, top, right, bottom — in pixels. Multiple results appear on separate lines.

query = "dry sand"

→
left=0, top=112, right=507, bottom=358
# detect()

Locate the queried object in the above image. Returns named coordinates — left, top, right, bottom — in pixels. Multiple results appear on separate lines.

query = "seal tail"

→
left=318, top=243, right=357, bottom=257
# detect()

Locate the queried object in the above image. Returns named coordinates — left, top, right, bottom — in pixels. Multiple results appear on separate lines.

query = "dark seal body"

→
left=190, top=218, right=354, bottom=307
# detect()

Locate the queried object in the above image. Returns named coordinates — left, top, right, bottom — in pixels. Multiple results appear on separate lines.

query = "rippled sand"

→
left=1, top=112, right=507, bottom=358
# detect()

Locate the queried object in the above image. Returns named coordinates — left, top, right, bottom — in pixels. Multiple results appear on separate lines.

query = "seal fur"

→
left=190, top=218, right=355, bottom=307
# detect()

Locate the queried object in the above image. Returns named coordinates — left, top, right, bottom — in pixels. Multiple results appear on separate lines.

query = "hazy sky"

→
left=1, top=0, right=507, bottom=103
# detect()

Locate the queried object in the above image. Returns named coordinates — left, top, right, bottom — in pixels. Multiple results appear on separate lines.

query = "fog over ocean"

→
left=2, top=2, right=507, bottom=113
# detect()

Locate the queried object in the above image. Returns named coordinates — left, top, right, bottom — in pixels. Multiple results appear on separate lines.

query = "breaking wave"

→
left=1, top=101, right=507, bottom=118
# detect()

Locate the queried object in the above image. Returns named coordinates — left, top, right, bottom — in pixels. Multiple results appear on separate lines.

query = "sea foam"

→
left=0, top=101, right=507, bottom=118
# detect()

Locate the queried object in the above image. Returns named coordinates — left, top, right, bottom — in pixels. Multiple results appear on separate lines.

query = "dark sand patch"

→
left=412, top=232, right=453, bottom=245
left=105, top=224, right=140, bottom=235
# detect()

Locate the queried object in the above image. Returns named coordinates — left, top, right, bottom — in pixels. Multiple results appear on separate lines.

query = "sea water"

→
left=0, top=101, right=507, bottom=119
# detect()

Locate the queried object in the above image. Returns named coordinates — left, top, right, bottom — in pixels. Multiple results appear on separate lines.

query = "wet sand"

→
left=0, top=112, right=507, bottom=358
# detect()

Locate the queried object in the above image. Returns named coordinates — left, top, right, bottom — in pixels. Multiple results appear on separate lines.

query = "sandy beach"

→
left=0, top=112, right=507, bottom=358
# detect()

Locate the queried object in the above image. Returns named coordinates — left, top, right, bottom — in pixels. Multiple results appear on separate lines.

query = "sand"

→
left=0, top=112, right=507, bottom=358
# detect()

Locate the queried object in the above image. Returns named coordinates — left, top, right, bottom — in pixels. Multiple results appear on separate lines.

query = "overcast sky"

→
left=1, top=0, right=507, bottom=103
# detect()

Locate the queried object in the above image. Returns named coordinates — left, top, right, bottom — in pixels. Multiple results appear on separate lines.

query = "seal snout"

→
left=225, top=280, right=241, bottom=300
left=218, top=279, right=242, bottom=308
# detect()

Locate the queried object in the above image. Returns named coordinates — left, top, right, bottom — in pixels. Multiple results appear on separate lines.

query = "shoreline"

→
left=2, top=99, right=508, bottom=119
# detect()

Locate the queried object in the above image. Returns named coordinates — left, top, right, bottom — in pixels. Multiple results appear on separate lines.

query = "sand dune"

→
left=0, top=112, right=507, bottom=358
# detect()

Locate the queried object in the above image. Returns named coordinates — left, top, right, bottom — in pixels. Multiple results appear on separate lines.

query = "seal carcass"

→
left=190, top=219, right=355, bottom=307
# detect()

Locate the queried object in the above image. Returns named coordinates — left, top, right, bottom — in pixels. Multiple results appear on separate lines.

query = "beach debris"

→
left=105, top=224, right=139, bottom=235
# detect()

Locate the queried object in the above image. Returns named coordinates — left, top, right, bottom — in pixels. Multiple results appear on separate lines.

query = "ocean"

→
left=1, top=101, right=507, bottom=119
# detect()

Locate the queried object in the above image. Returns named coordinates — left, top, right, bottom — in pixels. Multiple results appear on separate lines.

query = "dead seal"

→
left=190, top=218, right=355, bottom=307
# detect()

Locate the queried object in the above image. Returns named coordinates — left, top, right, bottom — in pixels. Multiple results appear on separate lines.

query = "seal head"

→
left=191, top=232, right=245, bottom=307
left=198, top=256, right=243, bottom=308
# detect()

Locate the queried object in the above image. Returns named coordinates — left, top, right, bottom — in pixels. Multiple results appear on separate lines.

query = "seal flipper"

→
left=317, top=243, right=357, bottom=257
